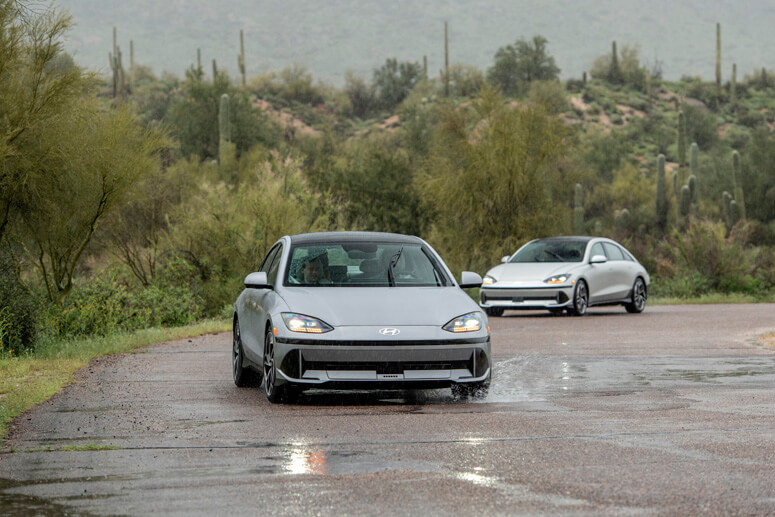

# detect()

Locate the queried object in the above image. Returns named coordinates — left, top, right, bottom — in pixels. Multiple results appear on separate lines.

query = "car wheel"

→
left=485, top=307, right=504, bottom=317
left=625, top=277, right=647, bottom=314
left=570, top=280, right=588, bottom=316
left=233, top=317, right=261, bottom=387
left=263, top=327, right=295, bottom=403
left=451, top=375, right=490, bottom=399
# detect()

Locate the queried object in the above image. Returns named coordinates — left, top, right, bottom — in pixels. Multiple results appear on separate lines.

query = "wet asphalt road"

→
left=2, top=304, right=775, bottom=516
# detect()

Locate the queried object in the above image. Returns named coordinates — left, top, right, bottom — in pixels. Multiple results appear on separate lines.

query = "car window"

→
left=603, top=242, right=625, bottom=261
left=259, top=245, right=280, bottom=273
left=266, top=244, right=284, bottom=284
left=589, top=242, right=604, bottom=259
left=285, top=242, right=449, bottom=287
left=510, top=240, right=587, bottom=263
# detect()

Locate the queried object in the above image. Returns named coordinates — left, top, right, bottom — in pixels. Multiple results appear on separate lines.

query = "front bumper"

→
left=273, top=336, right=491, bottom=388
left=479, top=285, right=573, bottom=310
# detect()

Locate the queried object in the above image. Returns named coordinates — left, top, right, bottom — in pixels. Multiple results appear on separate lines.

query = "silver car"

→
left=479, top=236, right=650, bottom=317
left=233, top=232, right=491, bottom=403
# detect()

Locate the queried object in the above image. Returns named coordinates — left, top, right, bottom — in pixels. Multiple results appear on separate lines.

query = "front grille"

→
left=302, top=359, right=471, bottom=375
left=275, top=337, right=489, bottom=346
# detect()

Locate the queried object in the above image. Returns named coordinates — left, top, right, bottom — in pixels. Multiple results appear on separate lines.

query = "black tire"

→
left=451, top=375, right=490, bottom=399
left=263, top=327, right=296, bottom=403
left=625, top=277, right=647, bottom=314
left=233, top=317, right=261, bottom=387
left=485, top=307, right=504, bottom=317
left=570, top=280, right=589, bottom=316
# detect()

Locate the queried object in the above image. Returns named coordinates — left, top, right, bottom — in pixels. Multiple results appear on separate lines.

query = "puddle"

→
left=0, top=478, right=104, bottom=516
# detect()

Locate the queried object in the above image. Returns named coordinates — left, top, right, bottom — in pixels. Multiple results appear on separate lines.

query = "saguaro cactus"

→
left=574, top=184, right=584, bottom=234
left=731, top=63, right=737, bottom=105
left=656, top=154, right=668, bottom=231
left=722, top=191, right=733, bottom=228
left=219, top=93, right=233, bottom=166
left=444, top=22, right=449, bottom=96
left=238, top=29, right=246, bottom=86
left=109, top=26, right=125, bottom=99
left=212, top=59, right=218, bottom=82
left=716, top=23, right=722, bottom=100
left=677, top=111, right=687, bottom=173
left=690, top=142, right=699, bottom=178
left=731, top=150, right=746, bottom=220
left=688, top=175, right=697, bottom=212
left=129, top=40, right=134, bottom=92
left=609, top=41, right=621, bottom=84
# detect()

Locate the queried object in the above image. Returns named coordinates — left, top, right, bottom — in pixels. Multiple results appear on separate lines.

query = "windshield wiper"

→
left=387, top=247, right=403, bottom=287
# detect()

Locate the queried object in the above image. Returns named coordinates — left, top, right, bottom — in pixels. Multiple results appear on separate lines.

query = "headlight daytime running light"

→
left=281, top=313, right=334, bottom=333
left=482, top=275, right=496, bottom=285
left=443, top=312, right=484, bottom=333
left=544, top=274, right=572, bottom=285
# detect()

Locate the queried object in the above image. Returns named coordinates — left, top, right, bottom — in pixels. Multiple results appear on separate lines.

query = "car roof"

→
left=288, top=231, right=425, bottom=246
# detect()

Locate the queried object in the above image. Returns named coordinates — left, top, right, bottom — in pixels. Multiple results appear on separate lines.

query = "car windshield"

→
left=285, top=242, right=449, bottom=287
left=509, top=240, right=587, bottom=263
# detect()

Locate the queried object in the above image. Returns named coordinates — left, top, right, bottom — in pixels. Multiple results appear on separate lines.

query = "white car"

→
left=479, top=237, right=650, bottom=316
left=233, top=231, right=491, bottom=403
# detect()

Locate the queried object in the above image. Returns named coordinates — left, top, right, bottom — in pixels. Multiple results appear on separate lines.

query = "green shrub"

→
left=0, top=252, right=38, bottom=354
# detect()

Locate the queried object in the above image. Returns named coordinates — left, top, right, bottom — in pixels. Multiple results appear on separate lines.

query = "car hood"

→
left=487, top=262, right=584, bottom=282
left=278, top=286, right=479, bottom=327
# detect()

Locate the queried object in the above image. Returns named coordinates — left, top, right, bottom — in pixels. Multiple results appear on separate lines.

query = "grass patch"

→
left=759, top=332, right=775, bottom=349
left=650, top=292, right=775, bottom=305
left=0, top=318, right=230, bottom=443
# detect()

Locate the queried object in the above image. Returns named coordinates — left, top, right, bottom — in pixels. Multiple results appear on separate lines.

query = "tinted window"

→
left=510, top=240, right=587, bottom=263
left=603, top=242, right=625, bottom=261
left=589, top=242, right=605, bottom=259
left=285, top=242, right=449, bottom=287
left=266, top=244, right=284, bottom=284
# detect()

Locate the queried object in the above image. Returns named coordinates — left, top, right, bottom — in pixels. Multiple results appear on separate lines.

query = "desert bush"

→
left=0, top=251, right=38, bottom=354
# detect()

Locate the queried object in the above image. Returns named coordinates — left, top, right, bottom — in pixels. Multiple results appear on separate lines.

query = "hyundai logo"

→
left=379, top=328, right=400, bottom=336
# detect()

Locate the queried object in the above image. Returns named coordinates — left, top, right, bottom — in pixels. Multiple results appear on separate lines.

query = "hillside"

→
left=59, top=0, right=775, bottom=84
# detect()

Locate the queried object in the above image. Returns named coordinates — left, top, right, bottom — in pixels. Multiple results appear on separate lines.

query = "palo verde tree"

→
left=12, top=104, right=166, bottom=303
left=420, top=86, right=575, bottom=272
left=372, top=58, right=423, bottom=111
left=0, top=0, right=89, bottom=244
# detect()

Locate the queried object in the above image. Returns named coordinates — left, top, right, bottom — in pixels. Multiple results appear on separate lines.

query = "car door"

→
left=602, top=242, right=633, bottom=300
left=242, top=243, right=283, bottom=359
left=584, top=241, right=616, bottom=304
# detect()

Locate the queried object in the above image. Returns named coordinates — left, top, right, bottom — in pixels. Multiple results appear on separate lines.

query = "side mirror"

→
left=589, top=255, right=607, bottom=265
left=501, top=255, right=510, bottom=263
left=244, top=271, right=271, bottom=289
left=459, top=271, right=483, bottom=289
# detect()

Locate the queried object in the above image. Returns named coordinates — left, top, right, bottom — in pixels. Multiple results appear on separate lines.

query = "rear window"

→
left=285, top=242, right=449, bottom=287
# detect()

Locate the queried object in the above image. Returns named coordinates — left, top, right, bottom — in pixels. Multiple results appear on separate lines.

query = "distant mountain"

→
left=57, top=0, right=775, bottom=85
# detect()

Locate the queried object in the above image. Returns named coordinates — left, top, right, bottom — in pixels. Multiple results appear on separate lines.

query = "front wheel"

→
left=625, top=278, right=647, bottom=313
left=570, top=280, right=589, bottom=316
left=233, top=318, right=261, bottom=387
left=263, top=328, right=296, bottom=403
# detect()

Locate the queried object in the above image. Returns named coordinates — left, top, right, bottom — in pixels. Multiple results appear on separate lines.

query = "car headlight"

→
left=282, top=313, right=334, bottom=333
left=482, top=275, right=496, bottom=285
left=443, top=312, right=483, bottom=333
left=544, top=274, right=572, bottom=285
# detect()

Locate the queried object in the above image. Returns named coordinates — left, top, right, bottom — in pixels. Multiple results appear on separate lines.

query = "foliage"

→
left=343, top=70, right=376, bottom=118
left=445, top=63, right=485, bottom=98
left=10, top=104, right=167, bottom=303
left=166, top=67, right=279, bottom=160
left=0, top=250, right=37, bottom=354
left=741, top=128, right=775, bottom=223
left=373, top=58, right=422, bottom=111
left=419, top=86, right=577, bottom=272
left=487, top=35, right=560, bottom=97
left=589, top=44, right=649, bottom=90
left=249, top=64, right=326, bottom=106
left=0, top=0, right=91, bottom=244
left=329, top=134, right=427, bottom=236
